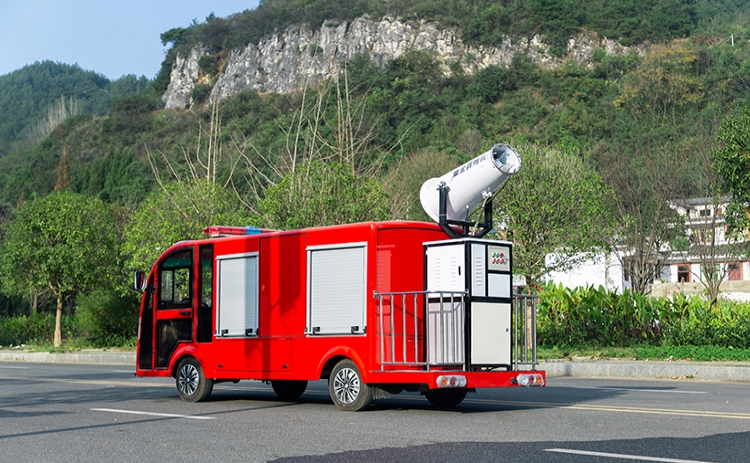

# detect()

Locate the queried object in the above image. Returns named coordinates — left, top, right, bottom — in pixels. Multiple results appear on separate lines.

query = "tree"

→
left=256, top=159, right=390, bottom=230
left=54, top=148, right=71, bottom=191
left=602, top=147, right=688, bottom=294
left=123, top=180, right=252, bottom=271
left=673, top=144, right=747, bottom=303
left=494, top=143, right=616, bottom=291
left=0, top=191, right=120, bottom=346
left=613, top=42, right=704, bottom=127
left=714, top=103, right=750, bottom=235
left=382, top=148, right=459, bottom=221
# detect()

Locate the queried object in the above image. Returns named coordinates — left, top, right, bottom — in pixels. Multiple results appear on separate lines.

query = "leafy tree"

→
left=494, top=143, right=616, bottom=291
left=613, top=42, right=705, bottom=126
left=0, top=191, right=120, bottom=346
left=101, top=92, right=162, bottom=140
left=714, top=102, right=750, bottom=234
left=495, top=144, right=614, bottom=290
left=160, top=27, right=188, bottom=47
left=123, top=180, right=251, bottom=271
left=257, top=159, right=390, bottom=230
left=382, top=149, right=460, bottom=221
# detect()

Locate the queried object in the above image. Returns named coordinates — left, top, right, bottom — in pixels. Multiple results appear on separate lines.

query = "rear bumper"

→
left=367, top=369, right=546, bottom=390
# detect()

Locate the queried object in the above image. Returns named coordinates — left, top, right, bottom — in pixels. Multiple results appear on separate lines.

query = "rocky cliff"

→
left=162, top=14, right=635, bottom=109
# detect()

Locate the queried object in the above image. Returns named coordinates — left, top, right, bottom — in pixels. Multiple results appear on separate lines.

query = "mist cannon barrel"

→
left=420, top=144, right=521, bottom=223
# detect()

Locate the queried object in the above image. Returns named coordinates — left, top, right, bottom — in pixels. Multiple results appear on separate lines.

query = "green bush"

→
left=0, top=313, right=83, bottom=346
left=190, top=84, right=213, bottom=105
left=537, top=283, right=750, bottom=349
left=198, top=54, right=219, bottom=76
left=76, top=290, right=140, bottom=347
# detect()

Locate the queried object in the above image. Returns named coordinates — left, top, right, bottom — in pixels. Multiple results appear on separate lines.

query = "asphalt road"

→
left=1, top=362, right=749, bottom=463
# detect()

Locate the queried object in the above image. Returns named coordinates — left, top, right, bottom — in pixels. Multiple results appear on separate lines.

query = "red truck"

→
left=134, top=145, right=545, bottom=411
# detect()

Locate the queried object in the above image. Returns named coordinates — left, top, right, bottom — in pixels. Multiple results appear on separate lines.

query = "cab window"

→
left=158, top=249, right=193, bottom=310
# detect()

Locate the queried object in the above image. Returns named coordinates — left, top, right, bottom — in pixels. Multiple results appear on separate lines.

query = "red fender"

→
left=316, top=346, right=370, bottom=383
left=168, top=344, right=204, bottom=376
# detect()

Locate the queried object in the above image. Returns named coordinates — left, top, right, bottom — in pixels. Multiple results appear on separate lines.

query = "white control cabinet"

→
left=425, top=238, right=512, bottom=368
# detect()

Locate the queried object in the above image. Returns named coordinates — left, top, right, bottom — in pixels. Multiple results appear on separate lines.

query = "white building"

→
left=545, top=197, right=750, bottom=299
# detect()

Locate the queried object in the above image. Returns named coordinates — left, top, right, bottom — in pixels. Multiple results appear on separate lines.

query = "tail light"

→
left=436, top=375, right=467, bottom=388
left=516, top=373, right=545, bottom=387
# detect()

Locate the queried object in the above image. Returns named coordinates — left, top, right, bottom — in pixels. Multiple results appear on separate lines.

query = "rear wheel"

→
left=271, top=380, right=308, bottom=400
left=424, top=388, right=467, bottom=408
left=328, top=359, right=373, bottom=411
left=176, top=357, right=213, bottom=402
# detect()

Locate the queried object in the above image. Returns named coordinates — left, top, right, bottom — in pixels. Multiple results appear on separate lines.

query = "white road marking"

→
left=0, top=365, right=29, bottom=369
left=91, top=408, right=216, bottom=420
left=545, top=448, right=715, bottom=462
left=573, top=386, right=707, bottom=394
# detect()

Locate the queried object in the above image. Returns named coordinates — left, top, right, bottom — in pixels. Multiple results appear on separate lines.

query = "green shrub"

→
left=191, top=84, right=213, bottom=104
left=309, top=44, right=323, bottom=57
left=198, top=54, right=219, bottom=76
left=537, top=282, right=750, bottom=349
left=76, top=290, right=140, bottom=347
left=0, top=313, right=83, bottom=345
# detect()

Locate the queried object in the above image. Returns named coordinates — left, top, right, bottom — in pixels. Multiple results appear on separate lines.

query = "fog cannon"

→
left=419, top=144, right=521, bottom=238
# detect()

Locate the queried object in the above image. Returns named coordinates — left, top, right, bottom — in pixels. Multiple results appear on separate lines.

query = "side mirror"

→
left=133, top=271, right=146, bottom=291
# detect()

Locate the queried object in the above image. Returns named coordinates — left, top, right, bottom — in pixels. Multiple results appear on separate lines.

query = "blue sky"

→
left=0, top=0, right=260, bottom=80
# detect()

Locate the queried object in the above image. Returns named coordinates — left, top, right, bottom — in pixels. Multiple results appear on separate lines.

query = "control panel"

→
left=488, top=245, right=510, bottom=272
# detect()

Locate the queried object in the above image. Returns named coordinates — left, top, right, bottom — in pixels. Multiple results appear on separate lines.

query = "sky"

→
left=0, top=0, right=261, bottom=80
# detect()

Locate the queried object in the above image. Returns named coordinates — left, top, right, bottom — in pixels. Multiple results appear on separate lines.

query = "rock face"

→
left=162, top=45, right=207, bottom=110
left=162, top=15, right=635, bottom=109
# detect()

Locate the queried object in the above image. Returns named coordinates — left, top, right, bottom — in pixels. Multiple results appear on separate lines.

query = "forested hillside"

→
left=0, top=61, right=150, bottom=157
left=1, top=0, right=750, bottom=346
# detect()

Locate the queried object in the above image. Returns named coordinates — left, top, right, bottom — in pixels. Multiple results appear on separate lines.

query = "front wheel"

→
left=328, top=359, right=373, bottom=411
left=424, top=388, right=467, bottom=408
left=176, top=357, right=213, bottom=402
left=271, top=380, right=308, bottom=400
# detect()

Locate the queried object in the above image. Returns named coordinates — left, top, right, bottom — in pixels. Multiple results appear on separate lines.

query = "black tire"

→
left=424, top=388, right=467, bottom=408
left=271, top=380, right=308, bottom=400
left=176, top=357, right=213, bottom=402
left=328, top=359, right=373, bottom=411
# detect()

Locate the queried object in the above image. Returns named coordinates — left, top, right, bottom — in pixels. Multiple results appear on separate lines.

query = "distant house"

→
left=545, top=197, right=750, bottom=300
left=655, top=197, right=750, bottom=300
left=545, top=252, right=627, bottom=292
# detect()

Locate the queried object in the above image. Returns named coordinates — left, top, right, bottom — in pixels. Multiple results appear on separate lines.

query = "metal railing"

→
left=373, top=291, right=539, bottom=372
left=373, top=290, right=465, bottom=371
left=512, top=293, right=539, bottom=370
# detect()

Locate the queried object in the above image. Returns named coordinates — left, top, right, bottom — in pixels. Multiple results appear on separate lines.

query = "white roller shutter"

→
left=308, top=244, right=367, bottom=335
left=217, top=253, right=258, bottom=337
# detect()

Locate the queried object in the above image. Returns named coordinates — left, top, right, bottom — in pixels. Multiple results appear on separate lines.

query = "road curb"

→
left=2, top=351, right=750, bottom=382
left=0, top=350, right=135, bottom=365
left=541, top=360, right=750, bottom=382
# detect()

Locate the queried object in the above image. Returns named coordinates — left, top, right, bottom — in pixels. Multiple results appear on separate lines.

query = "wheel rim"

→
left=178, top=363, right=199, bottom=396
left=332, top=367, right=360, bottom=404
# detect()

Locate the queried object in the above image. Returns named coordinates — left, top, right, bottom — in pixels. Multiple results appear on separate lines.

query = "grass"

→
left=538, top=345, right=750, bottom=362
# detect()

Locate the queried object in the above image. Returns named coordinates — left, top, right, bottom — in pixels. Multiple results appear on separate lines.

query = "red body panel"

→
left=135, top=221, right=546, bottom=389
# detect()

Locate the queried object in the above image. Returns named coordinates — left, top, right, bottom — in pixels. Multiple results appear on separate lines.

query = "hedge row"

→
left=3, top=284, right=748, bottom=349
left=0, top=291, right=139, bottom=347
left=0, top=313, right=83, bottom=346
left=537, top=283, right=750, bottom=348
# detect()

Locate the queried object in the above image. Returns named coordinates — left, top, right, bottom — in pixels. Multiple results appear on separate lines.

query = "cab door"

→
left=155, top=247, right=195, bottom=369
